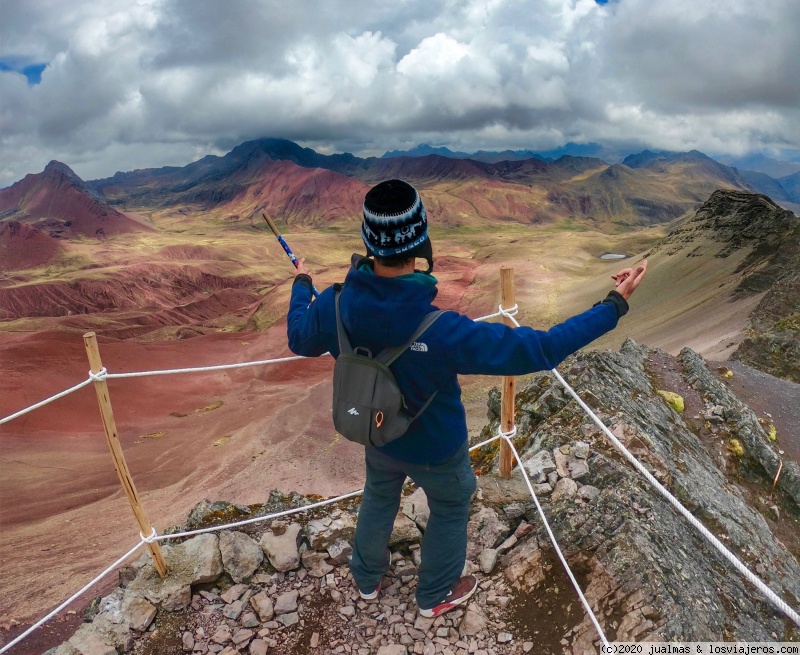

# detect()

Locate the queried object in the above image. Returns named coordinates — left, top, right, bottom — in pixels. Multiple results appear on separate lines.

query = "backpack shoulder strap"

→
left=377, top=310, right=445, bottom=366
left=334, top=289, right=354, bottom=355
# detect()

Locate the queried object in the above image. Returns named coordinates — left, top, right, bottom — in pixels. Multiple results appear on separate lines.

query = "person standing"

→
left=287, top=179, right=646, bottom=617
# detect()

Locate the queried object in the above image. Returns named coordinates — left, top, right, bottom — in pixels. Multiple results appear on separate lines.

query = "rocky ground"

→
left=34, top=341, right=800, bottom=655
left=42, top=490, right=558, bottom=655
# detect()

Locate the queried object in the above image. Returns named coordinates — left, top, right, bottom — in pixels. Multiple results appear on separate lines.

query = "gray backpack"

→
left=332, top=288, right=443, bottom=447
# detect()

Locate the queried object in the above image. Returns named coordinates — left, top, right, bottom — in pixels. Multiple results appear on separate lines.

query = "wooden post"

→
left=83, top=332, right=168, bottom=577
left=499, top=267, right=516, bottom=478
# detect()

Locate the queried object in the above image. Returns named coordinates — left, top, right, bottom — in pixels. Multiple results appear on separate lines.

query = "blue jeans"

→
left=350, top=441, right=477, bottom=610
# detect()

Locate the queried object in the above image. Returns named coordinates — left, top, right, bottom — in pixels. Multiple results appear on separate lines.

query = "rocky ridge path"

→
left=715, top=359, right=800, bottom=463
left=32, top=341, right=800, bottom=655
left=42, top=488, right=578, bottom=655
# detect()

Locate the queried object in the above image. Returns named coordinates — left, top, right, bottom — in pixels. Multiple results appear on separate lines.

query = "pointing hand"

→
left=611, top=260, right=648, bottom=300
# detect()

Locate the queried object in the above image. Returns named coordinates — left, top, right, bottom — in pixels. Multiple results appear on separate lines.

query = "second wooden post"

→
left=499, top=267, right=516, bottom=478
left=83, top=332, right=168, bottom=577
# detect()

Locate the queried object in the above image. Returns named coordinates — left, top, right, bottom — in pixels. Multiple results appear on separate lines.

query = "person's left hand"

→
left=295, top=257, right=310, bottom=277
left=611, top=259, right=647, bottom=300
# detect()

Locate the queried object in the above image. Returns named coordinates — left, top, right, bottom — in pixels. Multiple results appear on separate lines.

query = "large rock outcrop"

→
left=478, top=339, right=799, bottom=644
left=735, top=271, right=800, bottom=382
left=647, top=190, right=799, bottom=381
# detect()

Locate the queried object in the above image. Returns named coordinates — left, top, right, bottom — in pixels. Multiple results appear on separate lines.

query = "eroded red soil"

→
left=0, top=323, right=363, bottom=628
left=0, top=254, right=494, bottom=636
left=0, top=221, right=64, bottom=272
left=0, top=262, right=263, bottom=321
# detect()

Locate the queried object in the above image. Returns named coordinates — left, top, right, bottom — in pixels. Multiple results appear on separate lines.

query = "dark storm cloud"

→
left=1, top=0, right=798, bottom=186
left=597, top=0, right=800, bottom=112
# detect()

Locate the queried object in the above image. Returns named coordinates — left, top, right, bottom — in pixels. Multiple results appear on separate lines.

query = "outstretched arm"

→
left=287, top=260, right=331, bottom=357
left=449, top=260, right=647, bottom=376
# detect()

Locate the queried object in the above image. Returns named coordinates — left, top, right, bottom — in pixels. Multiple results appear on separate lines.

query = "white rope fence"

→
left=551, top=368, right=800, bottom=627
left=0, top=378, right=94, bottom=425
left=0, top=356, right=313, bottom=425
left=493, top=303, right=800, bottom=629
left=0, top=541, right=147, bottom=655
left=94, top=354, right=312, bottom=381
left=2, top=301, right=798, bottom=654
left=0, top=492, right=361, bottom=655
left=0, top=428, right=604, bottom=655
left=1, top=306, right=515, bottom=426
left=506, top=431, right=609, bottom=645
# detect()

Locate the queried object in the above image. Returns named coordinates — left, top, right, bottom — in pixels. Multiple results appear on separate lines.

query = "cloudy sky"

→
left=1, top=0, right=799, bottom=186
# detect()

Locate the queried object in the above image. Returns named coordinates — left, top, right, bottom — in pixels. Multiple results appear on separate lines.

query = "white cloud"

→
left=397, top=33, right=470, bottom=77
left=1, top=0, right=798, bottom=186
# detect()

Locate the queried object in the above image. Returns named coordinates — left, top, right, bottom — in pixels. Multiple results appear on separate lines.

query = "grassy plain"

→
left=1, top=208, right=666, bottom=336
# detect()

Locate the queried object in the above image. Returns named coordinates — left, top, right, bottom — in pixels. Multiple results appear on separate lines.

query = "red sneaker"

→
left=418, top=575, right=478, bottom=618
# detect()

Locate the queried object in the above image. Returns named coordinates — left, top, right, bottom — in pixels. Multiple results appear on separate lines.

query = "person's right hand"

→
left=294, top=257, right=311, bottom=277
left=611, top=259, right=648, bottom=300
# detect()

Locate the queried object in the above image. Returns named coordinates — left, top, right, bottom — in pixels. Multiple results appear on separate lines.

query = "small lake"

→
left=600, top=253, right=628, bottom=260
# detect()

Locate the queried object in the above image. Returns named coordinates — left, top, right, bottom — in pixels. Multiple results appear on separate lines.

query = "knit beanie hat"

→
left=362, top=180, right=433, bottom=272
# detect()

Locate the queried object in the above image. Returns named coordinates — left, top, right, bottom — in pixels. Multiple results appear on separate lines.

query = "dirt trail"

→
left=713, top=359, right=800, bottom=462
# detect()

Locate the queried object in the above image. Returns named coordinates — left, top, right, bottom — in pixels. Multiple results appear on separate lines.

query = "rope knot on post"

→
left=497, top=304, right=520, bottom=327
left=498, top=303, right=519, bottom=317
left=88, top=367, right=108, bottom=382
left=140, top=528, right=159, bottom=544
left=498, top=425, right=518, bottom=441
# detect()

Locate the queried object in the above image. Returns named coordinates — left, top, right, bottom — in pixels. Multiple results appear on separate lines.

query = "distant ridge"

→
left=380, top=143, right=547, bottom=164
left=778, top=170, right=800, bottom=202
left=58, top=138, right=770, bottom=226
left=622, top=149, right=748, bottom=188
left=381, top=143, right=476, bottom=159
left=382, top=141, right=631, bottom=163
left=720, top=153, right=800, bottom=178
left=623, top=149, right=720, bottom=169
left=734, top=169, right=793, bottom=204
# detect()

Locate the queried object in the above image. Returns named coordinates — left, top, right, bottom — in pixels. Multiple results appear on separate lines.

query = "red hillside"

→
left=0, top=161, right=148, bottom=239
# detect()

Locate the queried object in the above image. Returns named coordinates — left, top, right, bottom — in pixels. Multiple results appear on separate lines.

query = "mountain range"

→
left=381, top=144, right=800, bottom=209
left=3, top=135, right=800, bottom=654
left=383, top=141, right=635, bottom=164
left=718, top=152, right=800, bottom=178
left=2, top=138, right=797, bottom=241
left=80, top=137, right=799, bottom=230
left=0, top=137, right=797, bottom=367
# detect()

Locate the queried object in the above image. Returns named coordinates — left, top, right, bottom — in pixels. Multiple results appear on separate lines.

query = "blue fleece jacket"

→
left=288, top=261, right=625, bottom=464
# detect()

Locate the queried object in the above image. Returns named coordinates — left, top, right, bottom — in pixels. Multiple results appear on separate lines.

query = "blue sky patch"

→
left=0, top=59, right=47, bottom=85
